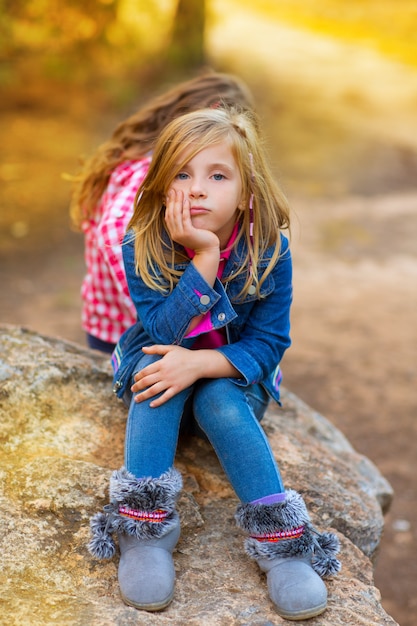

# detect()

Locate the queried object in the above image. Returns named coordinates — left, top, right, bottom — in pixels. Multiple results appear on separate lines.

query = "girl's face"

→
left=170, top=140, right=243, bottom=248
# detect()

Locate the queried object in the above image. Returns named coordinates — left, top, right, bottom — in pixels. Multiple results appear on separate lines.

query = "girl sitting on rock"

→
left=88, top=106, right=341, bottom=621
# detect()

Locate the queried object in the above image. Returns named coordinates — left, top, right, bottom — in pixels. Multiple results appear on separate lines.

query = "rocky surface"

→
left=0, top=325, right=397, bottom=625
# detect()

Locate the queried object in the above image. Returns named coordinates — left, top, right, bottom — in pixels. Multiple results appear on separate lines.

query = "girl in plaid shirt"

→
left=70, top=71, right=255, bottom=353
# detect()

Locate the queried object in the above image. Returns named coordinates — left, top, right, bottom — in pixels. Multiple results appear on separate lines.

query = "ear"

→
left=237, top=200, right=246, bottom=212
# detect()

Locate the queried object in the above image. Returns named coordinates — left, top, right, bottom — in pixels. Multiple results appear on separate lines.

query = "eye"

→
left=212, top=173, right=225, bottom=181
left=175, top=172, right=189, bottom=180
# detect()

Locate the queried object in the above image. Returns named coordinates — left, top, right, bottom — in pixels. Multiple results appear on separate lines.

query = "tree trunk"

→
left=166, top=0, right=206, bottom=72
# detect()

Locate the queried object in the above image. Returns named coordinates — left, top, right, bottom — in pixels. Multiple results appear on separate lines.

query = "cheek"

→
left=166, top=175, right=181, bottom=191
left=232, top=182, right=244, bottom=206
left=169, top=181, right=185, bottom=193
left=233, top=189, right=244, bottom=210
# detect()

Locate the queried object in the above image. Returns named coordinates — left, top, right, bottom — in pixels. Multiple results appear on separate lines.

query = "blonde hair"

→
left=129, top=107, right=290, bottom=299
left=70, top=70, right=255, bottom=229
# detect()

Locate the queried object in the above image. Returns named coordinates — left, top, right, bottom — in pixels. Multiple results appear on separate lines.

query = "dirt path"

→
left=285, top=192, right=417, bottom=624
left=1, top=10, right=416, bottom=626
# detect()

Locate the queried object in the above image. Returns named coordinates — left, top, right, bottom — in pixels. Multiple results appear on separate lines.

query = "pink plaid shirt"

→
left=81, top=157, right=152, bottom=343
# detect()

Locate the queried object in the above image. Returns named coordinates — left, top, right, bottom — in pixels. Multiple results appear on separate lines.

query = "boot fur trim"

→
left=235, top=489, right=310, bottom=533
left=235, top=490, right=341, bottom=578
left=109, top=466, right=182, bottom=510
left=88, top=467, right=182, bottom=560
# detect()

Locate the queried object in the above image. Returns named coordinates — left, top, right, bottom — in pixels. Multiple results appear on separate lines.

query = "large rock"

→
left=0, top=325, right=397, bottom=625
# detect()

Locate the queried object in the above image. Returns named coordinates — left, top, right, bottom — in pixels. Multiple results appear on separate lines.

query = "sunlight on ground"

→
left=225, top=0, right=417, bottom=68
left=208, top=0, right=417, bottom=180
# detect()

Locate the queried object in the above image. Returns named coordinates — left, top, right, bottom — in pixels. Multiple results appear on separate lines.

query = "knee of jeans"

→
left=193, top=379, right=247, bottom=430
left=193, top=378, right=233, bottom=409
left=124, top=353, right=163, bottom=405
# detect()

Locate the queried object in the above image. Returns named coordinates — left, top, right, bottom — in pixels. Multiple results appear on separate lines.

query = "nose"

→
left=188, top=177, right=206, bottom=198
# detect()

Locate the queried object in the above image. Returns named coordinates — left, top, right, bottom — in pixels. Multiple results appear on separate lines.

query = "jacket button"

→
left=248, top=284, right=257, bottom=295
left=200, top=295, right=210, bottom=305
left=218, top=312, right=226, bottom=321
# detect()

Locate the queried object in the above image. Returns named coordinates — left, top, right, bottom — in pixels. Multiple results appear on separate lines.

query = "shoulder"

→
left=121, top=230, right=137, bottom=267
left=123, top=229, right=136, bottom=247
left=279, top=232, right=291, bottom=258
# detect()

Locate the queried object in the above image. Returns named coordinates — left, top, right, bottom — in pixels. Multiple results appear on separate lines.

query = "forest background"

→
left=1, top=2, right=416, bottom=625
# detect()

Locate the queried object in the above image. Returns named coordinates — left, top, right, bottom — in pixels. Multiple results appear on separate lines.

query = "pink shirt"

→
left=81, top=158, right=151, bottom=343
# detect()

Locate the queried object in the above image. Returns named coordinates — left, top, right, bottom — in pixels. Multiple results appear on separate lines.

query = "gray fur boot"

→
left=235, top=490, right=341, bottom=621
left=88, top=466, right=182, bottom=611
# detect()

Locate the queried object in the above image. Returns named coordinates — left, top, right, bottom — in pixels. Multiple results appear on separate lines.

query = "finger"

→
left=181, top=197, right=192, bottom=229
left=164, top=189, right=177, bottom=227
left=133, top=381, right=166, bottom=402
left=166, top=188, right=181, bottom=214
left=142, top=344, right=171, bottom=356
left=149, top=387, right=176, bottom=408
left=132, top=370, right=161, bottom=391
left=133, top=363, right=158, bottom=382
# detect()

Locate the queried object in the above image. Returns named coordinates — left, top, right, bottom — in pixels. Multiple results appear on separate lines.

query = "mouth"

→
left=190, top=207, right=210, bottom=215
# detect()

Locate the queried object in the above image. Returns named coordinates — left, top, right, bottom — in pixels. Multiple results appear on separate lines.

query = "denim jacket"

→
left=112, top=230, right=292, bottom=404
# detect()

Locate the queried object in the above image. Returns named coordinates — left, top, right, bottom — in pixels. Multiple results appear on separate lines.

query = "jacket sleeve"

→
left=217, top=235, right=292, bottom=386
left=123, top=232, right=237, bottom=345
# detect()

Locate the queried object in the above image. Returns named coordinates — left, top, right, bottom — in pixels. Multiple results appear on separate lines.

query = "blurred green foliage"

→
left=0, top=0, right=183, bottom=108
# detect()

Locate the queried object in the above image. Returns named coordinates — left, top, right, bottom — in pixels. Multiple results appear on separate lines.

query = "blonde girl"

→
left=88, top=107, right=340, bottom=621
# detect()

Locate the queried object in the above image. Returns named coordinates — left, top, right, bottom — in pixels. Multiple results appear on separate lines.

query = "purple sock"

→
left=250, top=492, right=286, bottom=505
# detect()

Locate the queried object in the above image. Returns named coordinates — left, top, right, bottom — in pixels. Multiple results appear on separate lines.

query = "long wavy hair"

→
left=70, top=70, right=255, bottom=230
left=128, top=107, right=290, bottom=299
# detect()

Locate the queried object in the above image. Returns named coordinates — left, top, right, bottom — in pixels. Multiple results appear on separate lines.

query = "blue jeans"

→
left=87, top=333, right=116, bottom=354
left=124, top=354, right=285, bottom=503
